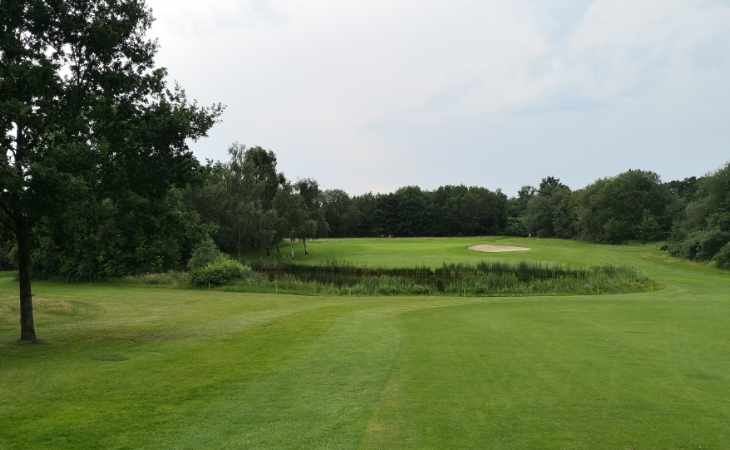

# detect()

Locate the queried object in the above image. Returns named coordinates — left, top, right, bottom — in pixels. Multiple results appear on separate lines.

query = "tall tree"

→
left=577, top=170, right=674, bottom=243
left=193, top=144, right=285, bottom=256
left=525, top=177, right=575, bottom=238
left=273, top=182, right=305, bottom=258
left=321, top=189, right=361, bottom=237
left=667, top=163, right=730, bottom=265
left=0, top=1, right=222, bottom=341
left=295, top=178, right=324, bottom=254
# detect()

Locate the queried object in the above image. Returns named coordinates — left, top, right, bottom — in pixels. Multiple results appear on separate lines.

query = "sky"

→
left=147, top=0, right=730, bottom=195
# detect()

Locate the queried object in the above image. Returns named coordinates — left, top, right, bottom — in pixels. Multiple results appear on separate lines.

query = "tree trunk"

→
left=303, top=238, right=309, bottom=256
left=13, top=124, right=37, bottom=343
left=290, top=238, right=295, bottom=259
left=16, top=215, right=36, bottom=342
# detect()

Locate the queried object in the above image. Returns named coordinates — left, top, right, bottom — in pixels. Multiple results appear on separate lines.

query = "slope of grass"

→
left=1, top=237, right=729, bottom=449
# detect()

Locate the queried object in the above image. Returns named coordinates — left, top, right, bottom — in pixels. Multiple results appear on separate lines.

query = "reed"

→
left=236, top=260, right=655, bottom=297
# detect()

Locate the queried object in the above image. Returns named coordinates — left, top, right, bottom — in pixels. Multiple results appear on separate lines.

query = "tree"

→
left=577, top=170, right=674, bottom=243
left=667, top=163, right=730, bottom=265
left=294, top=178, right=326, bottom=254
left=0, top=1, right=222, bottom=341
left=193, top=144, right=286, bottom=256
left=188, top=236, right=221, bottom=271
left=32, top=186, right=209, bottom=280
left=321, top=189, right=361, bottom=237
left=299, top=219, right=319, bottom=256
left=273, top=182, right=306, bottom=258
left=505, top=186, right=535, bottom=236
left=241, top=146, right=282, bottom=210
left=525, top=177, right=575, bottom=238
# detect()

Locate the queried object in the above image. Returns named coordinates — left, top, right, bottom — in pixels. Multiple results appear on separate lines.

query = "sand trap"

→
left=469, top=244, right=531, bottom=253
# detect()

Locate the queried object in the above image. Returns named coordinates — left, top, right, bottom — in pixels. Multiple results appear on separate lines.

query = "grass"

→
left=243, top=260, right=655, bottom=296
left=1, top=236, right=729, bottom=449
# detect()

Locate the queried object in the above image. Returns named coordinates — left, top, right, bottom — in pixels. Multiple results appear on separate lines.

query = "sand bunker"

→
left=469, top=244, right=531, bottom=253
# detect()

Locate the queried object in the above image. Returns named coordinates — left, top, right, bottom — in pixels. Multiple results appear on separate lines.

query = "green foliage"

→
left=190, top=257, right=251, bottom=287
left=669, top=229, right=730, bottom=261
left=320, top=185, right=508, bottom=238
left=32, top=188, right=209, bottom=280
left=194, top=145, right=309, bottom=257
left=576, top=170, right=675, bottom=243
left=668, top=163, right=730, bottom=267
left=0, top=0, right=222, bottom=290
left=713, top=242, right=730, bottom=269
left=525, top=177, right=576, bottom=238
left=188, top=237, right=222, bottom=270
left=0, top=231, right=14, bottom=271
left=243, top=260, right=653, bottom=297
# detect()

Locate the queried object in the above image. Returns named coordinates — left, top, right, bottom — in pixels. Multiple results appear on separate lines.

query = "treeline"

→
left=321, top=186, right=508, bottom=237
left=319, top=170, right=699, bottom=245
left=2, top=144, right=728, bottom=280
left=665, top=164, right=730, bottom=267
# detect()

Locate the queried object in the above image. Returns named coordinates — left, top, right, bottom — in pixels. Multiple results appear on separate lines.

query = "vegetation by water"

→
left=232, top=260, right=654, bottom=297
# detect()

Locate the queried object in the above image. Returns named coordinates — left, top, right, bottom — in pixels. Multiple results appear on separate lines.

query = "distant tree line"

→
left=2, top=140, right=728, bottom=284
left=317, top=168, right=705, bottom=247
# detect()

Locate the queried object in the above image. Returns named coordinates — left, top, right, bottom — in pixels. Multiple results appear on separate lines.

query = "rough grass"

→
left=242, top=260, right=655, bottom=296
left=1, top=237, right=730, bottom=449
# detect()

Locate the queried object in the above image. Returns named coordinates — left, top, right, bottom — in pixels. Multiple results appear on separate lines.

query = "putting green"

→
left=1, top=237, right=729, bottom=449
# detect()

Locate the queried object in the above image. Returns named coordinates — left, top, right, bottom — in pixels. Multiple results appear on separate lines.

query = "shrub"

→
left=696, top=229, right=730, bottom=260
left=191, top=256, right=251, bottom=287
left=188, top=237, right=221, bottom=270
left=670, top=229, right=730, bottom=261
left=713, top=243, right=730, bottom=269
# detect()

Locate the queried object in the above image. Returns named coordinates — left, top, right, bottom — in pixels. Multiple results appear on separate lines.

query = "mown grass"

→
left=1, top=237, right=730, bottom=449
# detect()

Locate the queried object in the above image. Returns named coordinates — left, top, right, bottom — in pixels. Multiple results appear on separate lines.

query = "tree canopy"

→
left=0, top=0, right=222, bottom=341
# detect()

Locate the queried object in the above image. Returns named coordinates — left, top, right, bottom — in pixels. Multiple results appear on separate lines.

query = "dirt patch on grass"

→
left=469, top=244, right=531, bottom=253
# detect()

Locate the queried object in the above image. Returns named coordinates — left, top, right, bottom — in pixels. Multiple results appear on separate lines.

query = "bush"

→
left=188, top=237, right=221, bottom=270
left=191, top=256, right=251, bottom=287
left=670, top=229, right=730, bottom=261
left=696, top=230, right=730, bottom=260
left=713, top=243, right=730, bottom=269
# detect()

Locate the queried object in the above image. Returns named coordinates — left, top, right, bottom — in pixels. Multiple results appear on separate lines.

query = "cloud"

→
left=147, top=0, right=730, bottom=194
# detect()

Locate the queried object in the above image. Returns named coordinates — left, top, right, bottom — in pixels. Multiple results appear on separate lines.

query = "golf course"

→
left=1, top=237, right=729, bottom=449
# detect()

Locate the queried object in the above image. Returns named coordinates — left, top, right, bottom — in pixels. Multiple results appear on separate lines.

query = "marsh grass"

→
left=236, top=260, right=655, bottom=297
left=122, top=271, right=190, bottom=288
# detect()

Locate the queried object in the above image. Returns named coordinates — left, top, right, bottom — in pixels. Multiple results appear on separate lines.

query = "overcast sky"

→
left=147, top=0, right=730, bottom=195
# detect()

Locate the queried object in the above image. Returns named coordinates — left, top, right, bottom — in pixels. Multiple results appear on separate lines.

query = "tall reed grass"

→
left=234, top=260, right=655, bottom=297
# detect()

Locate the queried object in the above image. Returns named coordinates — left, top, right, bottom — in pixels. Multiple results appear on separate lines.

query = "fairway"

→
left=1, top=237, right=729, bottom=449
